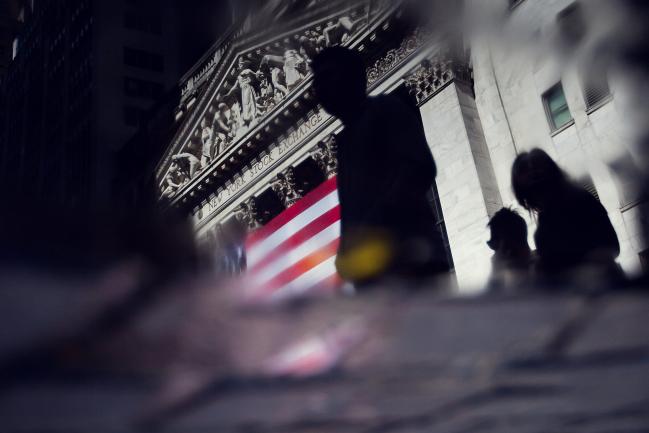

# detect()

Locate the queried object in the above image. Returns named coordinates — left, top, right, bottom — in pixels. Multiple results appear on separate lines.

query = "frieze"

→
left=366, top=28, right=428, bottom=86
left=197, top=111, right=328, bottom=222
left=159, top=11, right=367, bottom=200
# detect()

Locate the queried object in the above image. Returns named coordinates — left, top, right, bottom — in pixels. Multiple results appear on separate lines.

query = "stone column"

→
left=407, top=57, right=503, bottom=290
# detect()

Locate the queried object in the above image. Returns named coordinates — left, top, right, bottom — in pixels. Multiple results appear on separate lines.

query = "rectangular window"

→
left=582, top=71, right=611, bottom=111
left=578, top=175, right=600, bottom=202
left=557, top=2, right=586, bottom=46
left=123, top=47, right=164, bottom=72
left=124, top=76, right=164, bottom=99
left=543, top=83, right=573, bottom=131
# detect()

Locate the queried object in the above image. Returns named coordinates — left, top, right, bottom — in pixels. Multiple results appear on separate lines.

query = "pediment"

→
left=157, top=3, right=370, bottom=200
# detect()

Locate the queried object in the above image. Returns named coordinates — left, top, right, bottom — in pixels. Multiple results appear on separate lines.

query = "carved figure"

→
left=161, top=174, right=179, bottom=199
left=282, top=49, right=306, bottom=90
left=172, top=152, right=201, bottom=180
left=256, top=73, right=276, bottom=115
left=200, top=117, right=214, bottom=168
left=229, top=102, right=245, bottom=140
left=212, top=103, right=232, bottom=155
left=323, top=16, right=362, bottom=46
left=270, top=67, right=288, bottom=97
left=226, top=57, right=261, bottom=128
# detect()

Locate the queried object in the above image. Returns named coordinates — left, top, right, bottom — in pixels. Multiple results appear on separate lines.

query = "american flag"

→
left=244, top=177, right=343, bottom=303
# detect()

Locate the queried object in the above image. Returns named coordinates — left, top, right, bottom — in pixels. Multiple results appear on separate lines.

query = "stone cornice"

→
left=156, top=2, right=371, bottom=183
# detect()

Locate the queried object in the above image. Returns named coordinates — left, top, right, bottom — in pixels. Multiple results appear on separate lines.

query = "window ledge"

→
left=550, top=119, right=575, bottom=137
left=586, top=95, right=614, bottom=115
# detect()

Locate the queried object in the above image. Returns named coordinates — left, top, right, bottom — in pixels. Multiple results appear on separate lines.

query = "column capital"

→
left=270, top=167, right=302, bottom=208
left=405, top=54, right=472, bottom=106
left=233, top=197, right=261, bottom=230
left=310, top=134, right=338, bottom=179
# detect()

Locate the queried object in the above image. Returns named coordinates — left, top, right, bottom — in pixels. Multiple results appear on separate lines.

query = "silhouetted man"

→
left=312, top=47, right=448, bottom=286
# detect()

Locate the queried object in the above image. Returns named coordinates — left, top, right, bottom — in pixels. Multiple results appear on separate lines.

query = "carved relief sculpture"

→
left=172, top=153, right=201, bottom=181
left=213, top=103, right=232, bottom=156
left=162, top=13, right=366, bottom=199
left=404, top=55, right=472, bottom=105
left=200, top=117, right=215, bottom=168
left=226, top=57, right=262, bottom=129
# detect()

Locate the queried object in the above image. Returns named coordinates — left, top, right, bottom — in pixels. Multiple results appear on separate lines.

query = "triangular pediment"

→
left=157, top=2, right=371, bottom=198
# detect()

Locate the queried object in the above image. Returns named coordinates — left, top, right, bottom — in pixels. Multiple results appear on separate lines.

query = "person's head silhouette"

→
left=311, top=47, right=367, bottom=123
left=487, top=208, right=530, bottom=258
left=512, top=148, right=567, bottom=212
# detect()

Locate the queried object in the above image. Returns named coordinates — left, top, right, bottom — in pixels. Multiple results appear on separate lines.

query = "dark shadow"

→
left=311, top=47, right=449, bottom=286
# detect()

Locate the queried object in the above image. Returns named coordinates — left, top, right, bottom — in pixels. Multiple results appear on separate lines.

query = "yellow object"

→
left=336, top=235, right=393, bottom=281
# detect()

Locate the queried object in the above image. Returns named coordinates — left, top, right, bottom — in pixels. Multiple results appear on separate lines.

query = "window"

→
left=124, top=76, right=163, bottom=99
left=557, top=2, right=586, bottom=47
left=123, top=47, right=164, bottom=72
left=543, top=83, right=573, bottom=131
left=578, top=175, right=600, bottom=202
left=582, top=70, right=611, bottom=111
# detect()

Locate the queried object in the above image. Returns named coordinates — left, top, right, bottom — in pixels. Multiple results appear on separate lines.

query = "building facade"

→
left=0, top=0, right=182, bottom=207
left=157, top=0, right=645, bottom=290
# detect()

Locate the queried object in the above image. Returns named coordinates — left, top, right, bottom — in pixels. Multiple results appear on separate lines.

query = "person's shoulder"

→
left=368, top=94, right=414, bottom=119
left=570, top=184, right=599, bottom=205
left=369, top=94, right=406, bottom=109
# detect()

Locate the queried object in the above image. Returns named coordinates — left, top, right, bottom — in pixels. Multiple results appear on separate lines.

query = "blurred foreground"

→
left=1, top=268, right=648, bottom=432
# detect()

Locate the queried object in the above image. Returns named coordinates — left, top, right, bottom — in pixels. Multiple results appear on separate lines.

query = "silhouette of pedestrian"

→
left=311, top=47, right=448, bottom=286
left=486, top=208, right=534, bottom=291
left=512, top=149, right=621, bottom=280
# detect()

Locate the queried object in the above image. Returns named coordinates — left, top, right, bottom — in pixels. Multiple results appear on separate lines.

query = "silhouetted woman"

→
left=512, top=149, right=620, bottom=280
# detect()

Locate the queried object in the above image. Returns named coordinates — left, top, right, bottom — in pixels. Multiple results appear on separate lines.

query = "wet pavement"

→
left=0, top=285, right=648, bottom=433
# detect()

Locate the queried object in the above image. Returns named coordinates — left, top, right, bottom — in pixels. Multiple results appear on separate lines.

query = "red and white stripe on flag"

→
left=244, top=177, right=343, bottom=303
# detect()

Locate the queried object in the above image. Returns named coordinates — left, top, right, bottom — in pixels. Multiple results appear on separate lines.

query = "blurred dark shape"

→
left=311, top=47, right=449, bottom=286
left=512, top=149, right=621, bottom=282
left=206, top=218, right=248, bottom=277
left=486, top=208, right=533, bottom=292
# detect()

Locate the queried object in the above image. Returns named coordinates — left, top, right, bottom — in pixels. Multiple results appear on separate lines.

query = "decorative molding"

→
left=158, top=11, right=367, bottom=199
left=404, top=54, right=472, bottom=106
left=366, top=28, right=428, bottom=86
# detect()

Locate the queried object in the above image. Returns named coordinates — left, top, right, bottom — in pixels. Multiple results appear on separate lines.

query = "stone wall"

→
left=470, top=0, right=646, bottom=274
left=420, top=82, right=499, bottom=289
